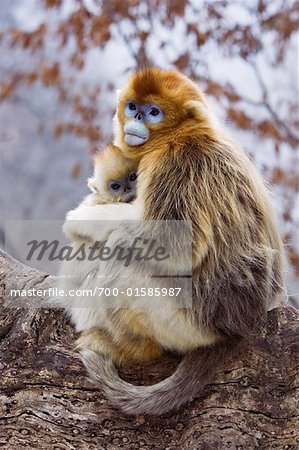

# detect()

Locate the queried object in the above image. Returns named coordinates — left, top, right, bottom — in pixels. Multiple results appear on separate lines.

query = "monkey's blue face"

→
left=109, top=172, right=137, bottom=202
left=124, top=101, right=164, bottom=146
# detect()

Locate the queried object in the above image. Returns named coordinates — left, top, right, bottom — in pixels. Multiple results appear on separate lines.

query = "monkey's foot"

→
left=118, top=336, right=164, bottom=364
left=76, top=328, right=164, bottom=365
left=76, top=328, right=113, bottom=357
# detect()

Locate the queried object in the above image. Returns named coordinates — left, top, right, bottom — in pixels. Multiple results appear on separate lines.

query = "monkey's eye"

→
left=145, top=104, right=163, bottom=123
left=129, top=173, right=137, bottom=181
left=149, top=107, right=160, bottom=116
left=110, top=182, right=121, bottom=191
left=125, top=101, right=138, bottom=118
left=128, top=102, right=136, bottom=111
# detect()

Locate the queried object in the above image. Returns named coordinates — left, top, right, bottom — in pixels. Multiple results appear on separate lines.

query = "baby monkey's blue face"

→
left=108, top=171, right=137, bottom=202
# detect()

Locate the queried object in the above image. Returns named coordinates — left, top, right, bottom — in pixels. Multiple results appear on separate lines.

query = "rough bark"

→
left=0, top=250, right=298, bottom=450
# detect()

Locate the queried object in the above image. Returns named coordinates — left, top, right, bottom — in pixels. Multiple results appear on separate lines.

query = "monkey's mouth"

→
left=125, top=133, right=146, bottom=140
left=124, top=132, right=148, bottom=147
left=125, top=193, right=136, bottom=203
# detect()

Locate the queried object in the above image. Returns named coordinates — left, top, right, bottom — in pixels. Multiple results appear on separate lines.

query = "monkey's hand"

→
left=63, top=202, right=141, bottom=242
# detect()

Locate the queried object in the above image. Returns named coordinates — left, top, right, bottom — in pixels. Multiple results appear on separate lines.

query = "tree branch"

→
left=250, top=61, right=299, bottom=144
left=0, top=249, right=298, bottom=448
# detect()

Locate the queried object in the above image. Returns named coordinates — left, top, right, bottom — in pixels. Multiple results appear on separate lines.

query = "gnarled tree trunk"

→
left=0, top=250, right=298, bottom=449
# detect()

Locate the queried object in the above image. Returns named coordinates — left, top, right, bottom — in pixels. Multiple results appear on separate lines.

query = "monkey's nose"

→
left=134, top=112, right=142, bottom=121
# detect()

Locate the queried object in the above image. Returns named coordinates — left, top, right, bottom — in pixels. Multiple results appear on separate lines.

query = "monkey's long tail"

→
left=81, top=339, right=240, bottom=416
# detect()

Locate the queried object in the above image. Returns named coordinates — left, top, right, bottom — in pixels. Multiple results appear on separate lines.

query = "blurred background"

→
left=0, top=0, right=298, bottom=304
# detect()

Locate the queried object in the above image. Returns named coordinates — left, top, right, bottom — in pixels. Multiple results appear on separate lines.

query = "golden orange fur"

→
left=62, top=68, right=286, bottom=415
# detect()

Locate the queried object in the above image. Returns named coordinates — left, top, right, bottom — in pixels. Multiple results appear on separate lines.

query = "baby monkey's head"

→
left=88, top=144, right=138, bottom=204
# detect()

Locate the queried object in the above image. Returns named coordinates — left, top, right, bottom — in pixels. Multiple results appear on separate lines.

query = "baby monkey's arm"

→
left=63, top=201, right=141, bottom=242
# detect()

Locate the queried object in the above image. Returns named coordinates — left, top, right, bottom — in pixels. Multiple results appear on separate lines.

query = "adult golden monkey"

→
left=64, top=68, right=285, bottom=415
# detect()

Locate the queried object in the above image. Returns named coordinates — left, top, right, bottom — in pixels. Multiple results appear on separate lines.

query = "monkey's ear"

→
left=87, top=177, right=98, bottom=194
left=185, top=100, right=209, bottom=121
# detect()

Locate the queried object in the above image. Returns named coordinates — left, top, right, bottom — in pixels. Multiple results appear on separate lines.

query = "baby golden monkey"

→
left=57, top=144, right=140, bottom=353
left=63, top=68, right=286, bottom=415
left=86, top=144, right=138, bottom=205
left=66, top=144, right=138, bottom=239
